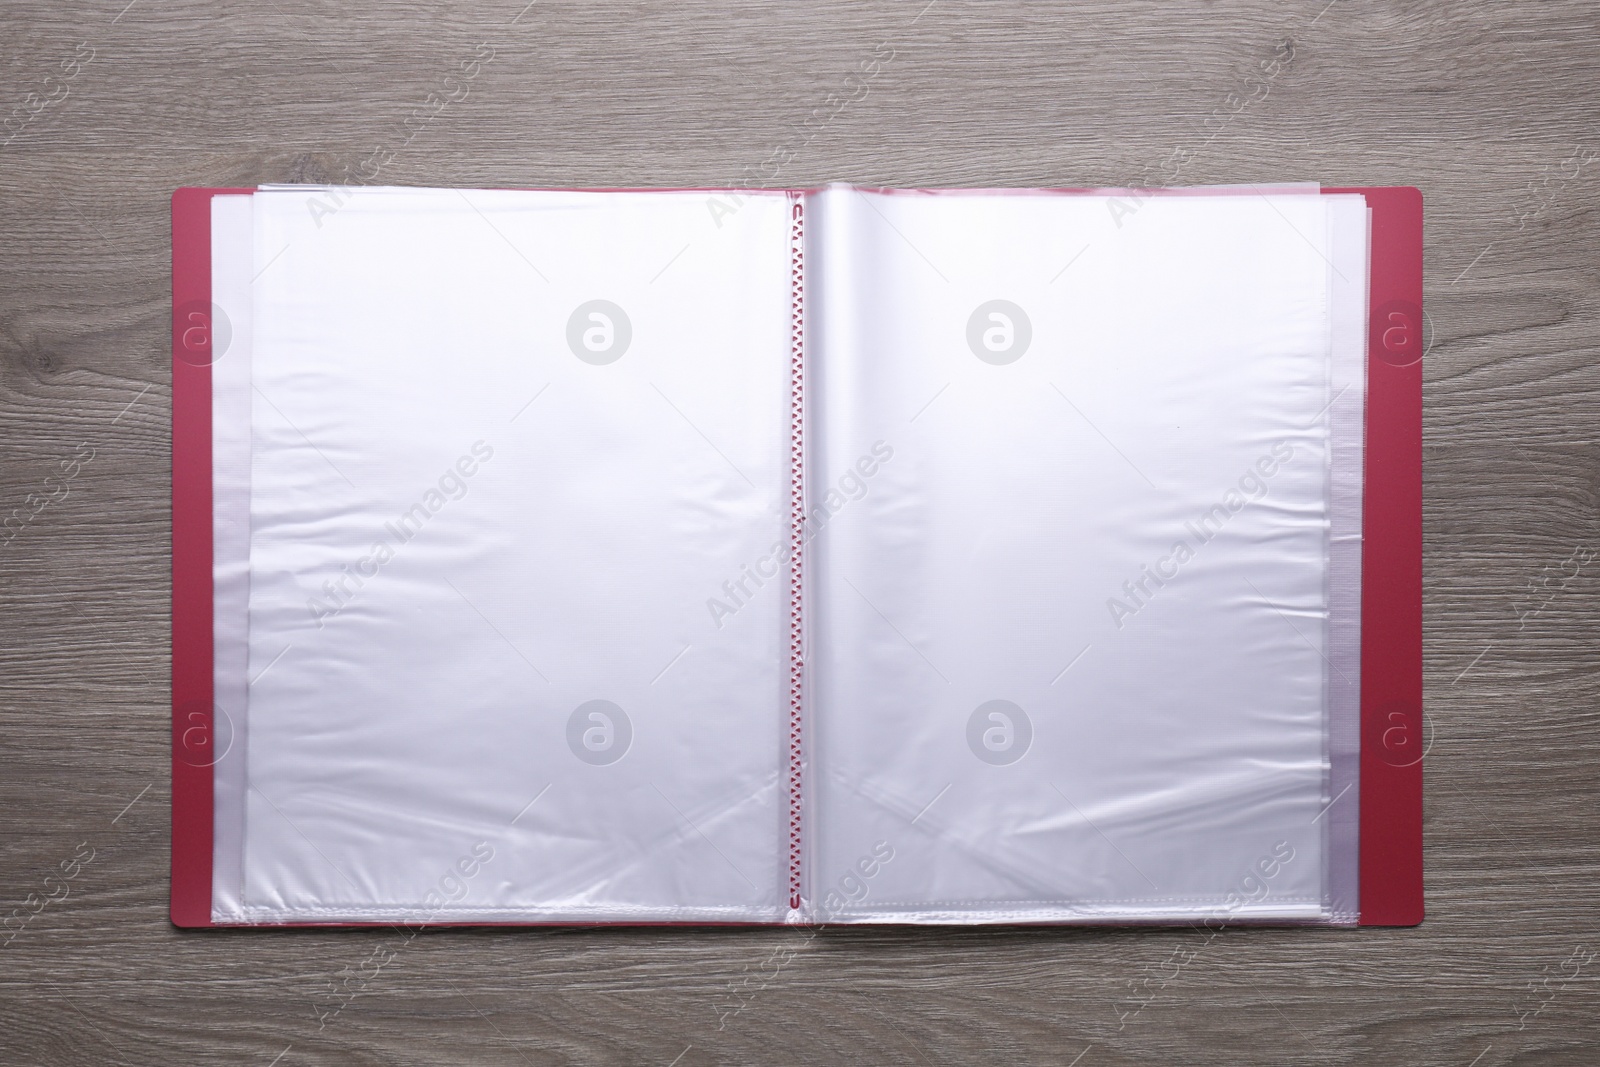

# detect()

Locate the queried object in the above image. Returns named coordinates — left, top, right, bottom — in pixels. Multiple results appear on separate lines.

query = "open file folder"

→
left=171, top=184, right=1422, bottom=927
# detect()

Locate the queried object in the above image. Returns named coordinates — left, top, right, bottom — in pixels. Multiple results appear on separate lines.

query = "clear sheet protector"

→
left=804, top=188, right=1366, bottom=923
left=213, top=188, right=795, bottom=922
left=210, top=186, right=1365, bottom=925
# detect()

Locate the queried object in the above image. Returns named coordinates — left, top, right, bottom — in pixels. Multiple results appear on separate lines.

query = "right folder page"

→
left=805, top=187, right=1368, bottom=923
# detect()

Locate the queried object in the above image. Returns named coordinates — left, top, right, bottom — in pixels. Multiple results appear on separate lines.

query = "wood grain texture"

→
left=2, top=0, right=1598, bottom=1063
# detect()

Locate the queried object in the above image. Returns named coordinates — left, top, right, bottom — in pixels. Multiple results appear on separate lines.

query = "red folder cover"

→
left=171, top=187, right=247, bottom=928
left=1326, top=186, right=1425, bottom=926
left=171, top=186, right=1423, bottom=927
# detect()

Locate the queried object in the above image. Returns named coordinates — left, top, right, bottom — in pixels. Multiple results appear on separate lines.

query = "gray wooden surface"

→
left=2, top=0, right=1597, bottom=1063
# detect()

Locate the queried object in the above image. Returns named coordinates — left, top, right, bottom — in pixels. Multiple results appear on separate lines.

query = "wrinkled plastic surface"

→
left=804, top=188, right=1366, bottom=922
left=217, top=188, right=794, bottom=922
left=210, top=185, right=1365, bottom=925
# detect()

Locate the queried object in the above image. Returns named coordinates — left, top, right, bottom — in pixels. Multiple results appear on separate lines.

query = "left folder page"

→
left=210, top=188, right=794, bottom=923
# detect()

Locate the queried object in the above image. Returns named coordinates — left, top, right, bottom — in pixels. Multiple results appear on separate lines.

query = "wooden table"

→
left=2, top=1, right=1595, bottom=1063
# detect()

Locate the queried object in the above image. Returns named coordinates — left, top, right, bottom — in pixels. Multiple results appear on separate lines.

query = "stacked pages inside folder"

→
left=171, top=184, right=1423, bottom=927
